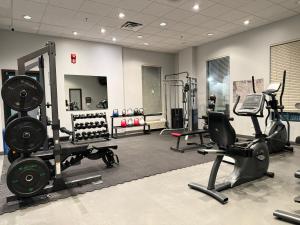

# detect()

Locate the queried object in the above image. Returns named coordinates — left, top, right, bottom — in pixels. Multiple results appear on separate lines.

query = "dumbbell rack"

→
left=111, top=114, right=150, bottom=138
left=71, top=113, right=110, bottom=144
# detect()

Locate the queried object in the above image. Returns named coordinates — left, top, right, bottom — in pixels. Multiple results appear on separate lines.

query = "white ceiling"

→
left=0, top=0, right=300, bottom=53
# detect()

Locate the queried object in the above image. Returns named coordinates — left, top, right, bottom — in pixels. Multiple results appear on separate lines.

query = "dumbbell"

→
left=95, top=121, right=100, bottom=128
left=85, top=122, right=90, bottom=129
left=82, top=132, right=88, bottom=140
left=99, top=117, right=106, bottom=123
left=75, top=123, right=80, bottom=129
left=73, top=115, right=79, bottom=121
left=76, top=133, right=83, bottom=140
left=79, top=114, right=85, bottom=119
left=94, top=131, right=100, bottom=138
left=90, top=122, right=96, bottom=128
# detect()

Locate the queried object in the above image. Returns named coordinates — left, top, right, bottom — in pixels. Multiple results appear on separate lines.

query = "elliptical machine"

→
left=252, top=70, right=293, bottom=153
left=188, top=93, right=274, bottom=204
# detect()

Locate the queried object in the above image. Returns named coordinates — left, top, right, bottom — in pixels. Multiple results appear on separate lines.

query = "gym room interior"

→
left=0, top=0, right=300, bottom=224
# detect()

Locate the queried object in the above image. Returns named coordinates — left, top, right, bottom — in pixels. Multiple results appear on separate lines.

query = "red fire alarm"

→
left=71, top=53, right=76, bottom=64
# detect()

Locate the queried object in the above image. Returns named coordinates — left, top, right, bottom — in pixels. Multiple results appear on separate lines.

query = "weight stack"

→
left=171, top=108, right=183, bottom=129
left=192, top=109, right=198, bottom=130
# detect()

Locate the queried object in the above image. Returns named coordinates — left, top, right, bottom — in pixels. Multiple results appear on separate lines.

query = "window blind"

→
left=270, top=40, right=300, bottom=112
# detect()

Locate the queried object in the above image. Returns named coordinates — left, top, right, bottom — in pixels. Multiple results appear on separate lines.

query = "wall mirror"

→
left=64, top=75, right=108, bottom=111
left=142, top=66, right=162, bottom=114
left=207, top=56, right=230, bottom=116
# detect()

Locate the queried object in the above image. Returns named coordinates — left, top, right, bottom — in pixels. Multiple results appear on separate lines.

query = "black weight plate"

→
left=5, top=117, right=47, bottom=153
left=7, top=157, right=50, bottom=198
left=5, top=113, right=19, bottom=127
left=1, top=75, right=43, bottom=111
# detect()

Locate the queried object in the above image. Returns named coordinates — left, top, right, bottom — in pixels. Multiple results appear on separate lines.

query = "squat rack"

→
left=16, top=41, right=102, bottom=193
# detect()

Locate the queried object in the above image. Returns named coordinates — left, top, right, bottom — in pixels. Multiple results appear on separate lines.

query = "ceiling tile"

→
left=39, top=23, right=66, bottom=33
left=0, top=16, right=10, bottom=26
left=178, top=0, right=215, bottom=12
left=13, top=19, right=39, bottom=32
left=27, top=0, right=49, bottom=3
left=149, top=18, right=177, bottom=28
left=139, top=25, right=163, bottom=34
left=199, top=3, right=232, bottom=17
left=216, top=23, right=243, bottom=32
left=238, top=0, right=273, bottom=14
left=105, top=8, right=137, bottom=20
left=184, top=13, right=212, bottom=25
left=80, top=1, right=114, bottom=16
left=0, top=6, right=11, bottom=17
left=113, top=0, right=152, bottom=11
left=233, top=15, right=268, bottom=27
left=165, top=22, right=194, bottom=32
left=212, top=0, right=249, bottom=9
left=154, top=0, right=188, bottom=7
left=13, top=0, right=46, bottom=22
left=253, top=4, right=296, bottom=20
left=157, top=29, right=180, bottom=38
left=91, top=0, right=121, bottom=6
left=0, top=0, right=10, bottom=8
left=217, top=10, right=250, bottom=22
left=163, top=8, right=192, bottom=22
left=200, top=18, right=227, bottom=29
left=278, top=0, right=300, bottom=9
left=141, top=2, right=174, bottom=17
left=185, top=26, right=208, bottom=35
left=97, top=16, right=124, bottom=28
left=48, top=0, right=85, bottom=11
left=75, top=12, right=102, bottom=24
left=129, top=13, right=158, bottom=26
left=42, top=5, right=75, bottom=27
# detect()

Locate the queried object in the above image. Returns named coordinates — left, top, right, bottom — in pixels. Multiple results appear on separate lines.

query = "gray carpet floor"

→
left=0, top=131, right=214, bottom=214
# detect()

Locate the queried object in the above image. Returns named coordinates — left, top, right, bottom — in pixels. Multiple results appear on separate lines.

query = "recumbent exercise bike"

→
left=189, top=93, right=274, bottom=204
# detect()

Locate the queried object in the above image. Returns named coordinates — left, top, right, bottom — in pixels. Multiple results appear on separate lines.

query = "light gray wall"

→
left=0, top=30, right=176, bottom=151
left=122, top=47, right=176, bottom=122
left=193, top=14, right=300, bottom=140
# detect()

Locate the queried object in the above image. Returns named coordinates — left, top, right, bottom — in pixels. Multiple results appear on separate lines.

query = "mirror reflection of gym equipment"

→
left=64, top=75, right=108, bottom=111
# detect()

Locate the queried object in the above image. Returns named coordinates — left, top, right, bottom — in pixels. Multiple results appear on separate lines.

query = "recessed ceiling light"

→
left=118, top=12, right=125, bottom=19
left=160, top=22, right=167, bottom=27
left=144, top=42, right=149, bottom=46
left=101, top=28, right=106, bottom=33
left=73, top=31, right=78, bottom=36
left=243, top=20, right=250, bottom=25
left=207, top=33, right=214, bottom=36
left=137, top=35, right=143, bottom=39
left=193, top=3, right=200, bottom=11
left=112, top=37, right=117, bottom=42
left=23, top=15, right=32, bottom=20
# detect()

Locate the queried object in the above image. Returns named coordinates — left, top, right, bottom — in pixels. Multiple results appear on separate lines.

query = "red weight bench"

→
left=170, top=129, right=212, bottom=153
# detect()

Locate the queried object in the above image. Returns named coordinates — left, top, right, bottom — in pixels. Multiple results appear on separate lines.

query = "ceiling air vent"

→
left=121, top=21, right=143, bottom=32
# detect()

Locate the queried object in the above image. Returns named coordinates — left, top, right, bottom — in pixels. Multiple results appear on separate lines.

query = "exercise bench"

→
left=170, top=129, right=212, bottom=153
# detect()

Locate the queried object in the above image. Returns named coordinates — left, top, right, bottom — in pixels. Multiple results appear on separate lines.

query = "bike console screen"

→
left=237, top=94, right=264, bottom=116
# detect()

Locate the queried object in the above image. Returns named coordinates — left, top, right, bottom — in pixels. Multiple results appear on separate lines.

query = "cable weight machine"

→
left=160, top=72, right=198, bottom=135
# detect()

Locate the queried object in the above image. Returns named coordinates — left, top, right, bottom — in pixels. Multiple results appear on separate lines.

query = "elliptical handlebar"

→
left=279, top=70, right=286, bottom=112
left=252, top=76, right=256, bottom=93
left=233, top=95, right=240, bottom=116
